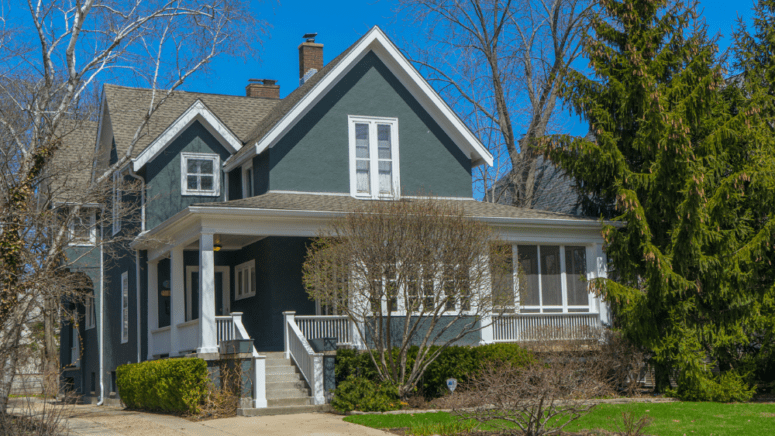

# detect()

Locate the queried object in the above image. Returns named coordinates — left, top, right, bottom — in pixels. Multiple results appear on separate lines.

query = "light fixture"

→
left=213, top=244, right=222, bottom=252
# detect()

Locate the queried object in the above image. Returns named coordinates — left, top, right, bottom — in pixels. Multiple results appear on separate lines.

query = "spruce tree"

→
left=546, top=0, right=775, bottom=398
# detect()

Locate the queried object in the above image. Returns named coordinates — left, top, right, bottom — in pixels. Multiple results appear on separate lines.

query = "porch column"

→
left=198, top=233, right=218, bottom=354
left=595, top=244, right=610, bottom=325
left=170, top=246, right=185, bottom=356
left=479, top=253, right=494, bottom=345
left=147, top=260, right=159, bottom=360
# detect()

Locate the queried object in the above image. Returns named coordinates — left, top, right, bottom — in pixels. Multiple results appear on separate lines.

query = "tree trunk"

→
left=43, top=296, right=59, bottom=398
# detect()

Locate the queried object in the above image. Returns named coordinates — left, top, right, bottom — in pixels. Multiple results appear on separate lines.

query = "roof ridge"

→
left=103, top=83, right=276, bottom=100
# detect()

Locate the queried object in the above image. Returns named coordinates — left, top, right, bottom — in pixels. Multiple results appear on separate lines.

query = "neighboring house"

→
left=58, top=27, right=610, bottom=412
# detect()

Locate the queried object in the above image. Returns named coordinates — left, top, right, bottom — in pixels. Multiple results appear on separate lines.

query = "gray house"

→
left=59, top=27, right=609, bottom=413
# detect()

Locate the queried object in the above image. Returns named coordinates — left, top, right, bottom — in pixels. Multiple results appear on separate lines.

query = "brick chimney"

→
left=299, top=33, right=323, bottom=85
left=245, top=79, right=280, bottom=99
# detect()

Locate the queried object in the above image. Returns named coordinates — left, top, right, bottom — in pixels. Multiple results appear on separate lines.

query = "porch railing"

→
left=177, top=319, right=200, bottom=354
left=284, top=312, right=325, bottom=405
left=295, top=315, right=352, bottom=346
left=150, top=325, right=171, bottom=356
left=493, top=313, right=602, bottom=342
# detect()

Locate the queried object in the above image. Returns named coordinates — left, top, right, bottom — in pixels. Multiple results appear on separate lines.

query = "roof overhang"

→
left=224, top=26, right=493, bottom=172
left=133, top=99, right=242, bottom=172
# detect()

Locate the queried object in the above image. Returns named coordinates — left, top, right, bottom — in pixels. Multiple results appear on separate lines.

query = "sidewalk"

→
left=63, top=404, right=390, bottom=436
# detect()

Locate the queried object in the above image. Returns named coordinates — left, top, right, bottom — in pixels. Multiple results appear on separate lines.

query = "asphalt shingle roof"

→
left=193, top=192, right=597, bottom=222
left=103, top=85, right=279, bottom=161
left=49, top=120, right=99, bottom=202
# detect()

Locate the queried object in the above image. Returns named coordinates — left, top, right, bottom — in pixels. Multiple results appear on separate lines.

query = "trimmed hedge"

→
left=331, top=376, right=401, bottom=413
left=336, top=343, right=533, bottom=399
left=116, top=357, right=208, bottom=413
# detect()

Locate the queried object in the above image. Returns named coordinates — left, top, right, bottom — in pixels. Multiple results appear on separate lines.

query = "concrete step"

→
left=267, top=397, right=313, bottom=407
left=238, top=404, right=333, bottom=417
left=262, top=352, right=286, bottom=359
left=266, top=380, right=308, bottom=391
left=265, top=365, right=300, bottom=376
left=265, top=358, right=292, bottom=368
left=266, top=373, right=307, bottom=383
left=266, top=388, right=311, bottom=399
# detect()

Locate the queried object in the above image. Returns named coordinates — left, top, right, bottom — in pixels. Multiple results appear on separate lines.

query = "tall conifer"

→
left=547, top=0, right=775, bottom=398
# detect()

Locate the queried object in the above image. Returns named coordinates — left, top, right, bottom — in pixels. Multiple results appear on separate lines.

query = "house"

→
left=58, top=27, right=610, bottom=412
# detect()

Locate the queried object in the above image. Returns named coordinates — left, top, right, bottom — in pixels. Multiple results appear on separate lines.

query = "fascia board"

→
left=132, top=100, right=242, bottom=172
left=226, top=27, right=493, bottom=172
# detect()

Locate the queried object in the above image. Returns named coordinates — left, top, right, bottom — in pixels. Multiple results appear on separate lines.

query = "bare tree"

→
left=0, top=0, right=263, bottom=411
left=303, top=199, right=513, bottom=398
left=396, top=0, right=593, bottom=206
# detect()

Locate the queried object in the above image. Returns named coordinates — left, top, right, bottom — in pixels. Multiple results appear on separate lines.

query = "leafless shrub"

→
left=197, top=357, right=244, bottom=420
left=457, top=336, right=612, bottom=436
left=613, top=411, right=653, bottom=436
left=0, top=388, right=77, bottom=436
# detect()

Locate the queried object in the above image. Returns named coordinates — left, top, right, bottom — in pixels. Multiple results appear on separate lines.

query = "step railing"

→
left=283, top=312, right=325, bottom=405
left=493, top=313, right=602, bottom=342
left=216, top=313, right=267, bottom=408
left=295, top=315, right=352, bottom=346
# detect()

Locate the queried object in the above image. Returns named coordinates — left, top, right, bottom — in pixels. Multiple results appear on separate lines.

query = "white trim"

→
left=68, top=208, right=97, bottom=246
left=180, top=152, right=221, bottom=197
left=121, top=271, right=129, bottom=344
left=348, top=116, right=400, bottom=199
left=186, top=265, right=231, bottom=320
left=224, top=26, right=493, bottom=172
left=242, top=161, right=254, bottom=199
left=235, top=260, right=256, bottom=301
left=132, top=100, right=242, bottom=172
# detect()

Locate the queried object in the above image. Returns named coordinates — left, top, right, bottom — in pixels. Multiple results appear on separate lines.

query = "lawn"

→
left=344, top=402, right=775, bottom=435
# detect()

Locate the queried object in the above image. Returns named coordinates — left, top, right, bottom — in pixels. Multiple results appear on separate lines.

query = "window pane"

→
left=565, top=246, right=589, bottom=306
left=246, top=168, right=253, bottom=197
left=491, top=245, right=514, bottom=307
left=423, top=269, right=435, bottom=310
left=200, top=175, right=214, bottom=191
left=378, top=161, right=392, bottom=194
left=517, top=245, right=539, bottom=306
left=187, top=176, right=198, bottom=190
left=356, top=160, right=370, bottom=193
left=250, top=268, right=256, bottom=296
left=237, top=271, right=243, bottom=296
left=540, top=246, right=562, bottom=306
left=187, top=159, right=199, bottom=174
left=377, top=124, right=391, bottom=159
left=201, top=159, right=213, bottom=174
left=355, top=123, right=369, bottom=158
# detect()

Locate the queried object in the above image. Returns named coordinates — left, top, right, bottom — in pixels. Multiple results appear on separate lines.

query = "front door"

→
left=186, top=266, right=231, bottom=320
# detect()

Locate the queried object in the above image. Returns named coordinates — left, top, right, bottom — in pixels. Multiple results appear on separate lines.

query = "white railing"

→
left=177, top=319, right=200, bottom=354
left=216, top=315, right=237, bottom=343
left=493, top=313, right=602, bottom=342
left=295, top=315, right=352, bottom=346
left=284, top=312, right=325, bottom=405
left=150, top=326, right=171, bottom=356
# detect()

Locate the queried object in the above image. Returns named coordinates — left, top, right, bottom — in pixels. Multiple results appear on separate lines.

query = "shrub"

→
left=335, top=343, right=533, bottom=399
left=331, top=375, right=401, bottom=413
left=116, top=357, right=208, bottom=414
left=672, top=370, right=756, bottom=402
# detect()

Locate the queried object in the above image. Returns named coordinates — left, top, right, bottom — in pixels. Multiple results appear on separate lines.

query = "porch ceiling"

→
left=184, top=234, right=265, bottom=251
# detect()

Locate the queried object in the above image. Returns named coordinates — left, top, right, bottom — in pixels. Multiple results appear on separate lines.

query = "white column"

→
left=596, top=244, right=610, bottom=325
left=198, top=233, right=218, bottom=354
left=252, top=355, right=267, bottom=408
left=170, top=246, right=185, bottom=356
left=478, top=253, right=494, bottom=345
left=147, top=260, right=159, bottom=360
left=312, top=354, right=325, bottom=405
left=283, top=311, right=295, bottom=359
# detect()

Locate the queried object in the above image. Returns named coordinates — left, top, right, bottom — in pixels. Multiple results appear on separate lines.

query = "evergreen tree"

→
left=546, top=0, right=775, bottom=399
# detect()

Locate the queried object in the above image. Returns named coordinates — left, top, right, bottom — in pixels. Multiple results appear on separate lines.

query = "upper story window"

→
left=181, top=152, right=220, bottom=196
left=85, top=293, right=96, bottom=330
left=70, top=207, right=96, bottom=246
left=348, top=116, right=400, bottom=199
left=242, top=162, right=254, bottom=198
left=112, top=172, right=121, bottom=235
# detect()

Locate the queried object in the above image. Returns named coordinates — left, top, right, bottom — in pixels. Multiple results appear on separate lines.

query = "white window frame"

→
left=69, top=208, right=97, bottom=246
left=348, top=115, right=400, bottom=199
left=513, top=244, right=596, bottom=314
left=235, top=260, right=256, bottom=301
left=185, top=265, right=231, bottom=320
left=121, top=272, right=129, bottom=343
left=85, top=294, right=96, bottom=330
left=242, top=162, right=254, bottom=198
left=180, top=152, right=221, bottom=197
left=112, top=171, right=121, bottom=235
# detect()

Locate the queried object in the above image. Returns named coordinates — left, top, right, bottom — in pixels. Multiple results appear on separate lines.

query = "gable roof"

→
left=224, top=26, right=493, bottom=171
left=48, top=120, right=99, bottom=203
left=102, top=84, right=278, bottom=167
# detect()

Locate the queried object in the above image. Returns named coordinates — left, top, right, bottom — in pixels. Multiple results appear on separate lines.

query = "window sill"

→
left=234, top=293, right=255, bottom=301
left=181, top=191, right=220, bottom=197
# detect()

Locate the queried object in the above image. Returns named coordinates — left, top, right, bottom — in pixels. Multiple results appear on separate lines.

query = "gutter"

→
left=135, top=250, right=141, bottom=363
left=97, top=206, right=105, bottom=406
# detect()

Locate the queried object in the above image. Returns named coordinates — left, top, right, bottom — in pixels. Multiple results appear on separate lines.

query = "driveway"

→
left=64, top=404, right=390, bottom=436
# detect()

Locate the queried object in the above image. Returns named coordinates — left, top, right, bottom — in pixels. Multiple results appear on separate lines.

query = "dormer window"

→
left=348, top=116, right=400, bottom=199
left=181, top=153, right=220, bottom=196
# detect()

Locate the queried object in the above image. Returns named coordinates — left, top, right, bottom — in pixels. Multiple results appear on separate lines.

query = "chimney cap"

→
left=248, top=78, right=278, bottom=86
left=303, top=32, right=318, bottom=42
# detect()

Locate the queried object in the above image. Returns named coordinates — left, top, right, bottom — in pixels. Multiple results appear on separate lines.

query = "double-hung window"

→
left=70, top=207, right=96, bottom=246
left=85, top=293, right=96, bottom=330
left=235, top=260, right=256, bottom=300
left=496, top=245, right=592, bottom=313
left=348, top=116, right=400, bottom=199
left=121, top=272, right=129, bottom=344
left=181, top=153, right=220, bottom=196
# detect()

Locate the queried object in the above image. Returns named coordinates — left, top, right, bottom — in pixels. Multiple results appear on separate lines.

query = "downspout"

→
left=128, top=166, right=146, bottom=364
left=97, top=206, right=105, bottom=406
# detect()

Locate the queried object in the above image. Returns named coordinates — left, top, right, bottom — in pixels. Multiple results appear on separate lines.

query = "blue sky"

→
left=184, top=0, right=758, bottom=103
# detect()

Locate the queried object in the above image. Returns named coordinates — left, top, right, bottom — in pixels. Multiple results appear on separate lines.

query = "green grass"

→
left=344, top=402, right=775, bottom=435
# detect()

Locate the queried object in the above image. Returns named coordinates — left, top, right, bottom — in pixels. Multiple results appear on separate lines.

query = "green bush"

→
left=673, top=371, right=756, bottom=402
left=116, top=357, right=208, bottom=413
left=335, top=343, right=533, bottom=399
left=331, top=375, right=401, bottom=413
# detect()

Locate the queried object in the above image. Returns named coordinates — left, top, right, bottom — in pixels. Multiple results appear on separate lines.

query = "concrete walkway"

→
left=64, top=404, right=390, bottom=436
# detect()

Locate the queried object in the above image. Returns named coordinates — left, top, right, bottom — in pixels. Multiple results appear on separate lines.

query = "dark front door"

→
left=190, top=271, right=226, bottom=319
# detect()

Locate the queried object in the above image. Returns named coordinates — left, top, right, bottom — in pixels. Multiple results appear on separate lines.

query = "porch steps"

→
left=262, top=352, right=316, bottom=409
